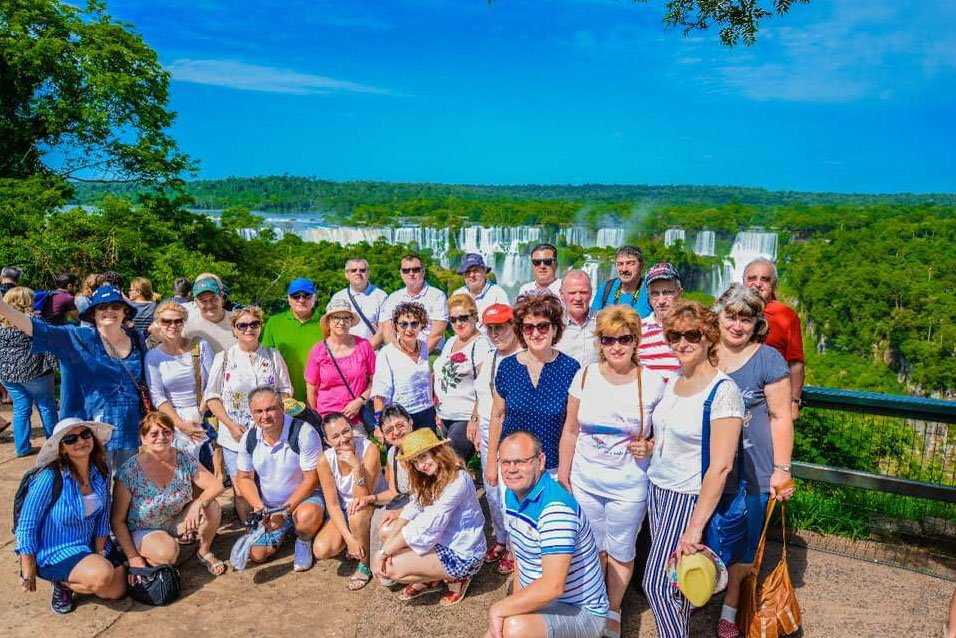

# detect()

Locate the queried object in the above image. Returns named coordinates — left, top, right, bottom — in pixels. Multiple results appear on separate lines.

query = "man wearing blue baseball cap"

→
left=452, top=253, right=510, bottom=329
left=261, top=278, right=324, bottom=401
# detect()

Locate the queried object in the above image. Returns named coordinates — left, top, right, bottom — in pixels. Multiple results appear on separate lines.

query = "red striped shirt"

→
left=639, top=317, right=682, bottom=381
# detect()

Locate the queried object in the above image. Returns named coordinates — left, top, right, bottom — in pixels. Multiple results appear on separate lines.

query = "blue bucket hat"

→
left=458, top=253, right=491, bottom=275
left=79, top=285, right=137, bottom=323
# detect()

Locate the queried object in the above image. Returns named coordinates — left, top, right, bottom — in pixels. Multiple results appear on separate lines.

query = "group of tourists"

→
left=3, top=243, right=805, bottom=638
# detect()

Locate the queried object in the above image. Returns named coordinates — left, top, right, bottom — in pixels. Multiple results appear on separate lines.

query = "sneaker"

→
left=50, top=582, right=75, bottom=614
left=716, top=619, right=741, bottom=638
left=293, top=538, right=314, bottom=572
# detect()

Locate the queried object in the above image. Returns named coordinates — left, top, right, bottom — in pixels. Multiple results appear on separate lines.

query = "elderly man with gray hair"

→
left=556, top=270, right=598, bottom=366
left=743, top=257, right=805, bottom=421
left=329, top=257, right=388, bottom=349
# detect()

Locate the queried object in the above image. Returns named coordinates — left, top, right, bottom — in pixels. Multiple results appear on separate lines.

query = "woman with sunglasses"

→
left=643, top=300, right=744, bottom=638
left=145, top=301, right=213, bottom=458
left=112, top=412, right=226, bottom=577
left=371, top=302, right=437, bottom=434
left=16, top=418, right=126, bottom=614
left=557, top=305, right=668, bottom=638
left=433, top=294, right=492, bottom=461
left=0, top=285, right=148, bottom=469
left=205, top=306, right=292, bottom=521
left=485, top=294, right=579, bottom=486
left=305, top=298, right=375, bottom=439
left=713, top=284, right=794, bottom=638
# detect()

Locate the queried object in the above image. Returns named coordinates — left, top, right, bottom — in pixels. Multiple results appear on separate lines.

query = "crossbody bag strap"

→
left=347, top=288, right=376, bottom=335
left=700, top=378, right=728, bottom=478
left=637, top=366, right=646, bottom=438
left=488, top=350, right=499, bottom=394
left=325, top=340, right=359, bottom=401
left=191, top=339, right=203, bottom=406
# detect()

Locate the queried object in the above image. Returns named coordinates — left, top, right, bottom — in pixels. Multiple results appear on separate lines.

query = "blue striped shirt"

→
left=505, top=473, right=609, bottom=617
left=15, top=466, right=111, bottom=567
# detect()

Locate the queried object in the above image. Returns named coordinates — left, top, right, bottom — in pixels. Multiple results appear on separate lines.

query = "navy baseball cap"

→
left=287, top=278, right=316, bottom=296
left=644, top=262, right=681, bottom=286
left=458, top=253, right=491, bottom=274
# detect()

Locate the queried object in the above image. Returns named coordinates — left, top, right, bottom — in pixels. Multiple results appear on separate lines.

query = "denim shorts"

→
left=539, top=602, right=606, bottom=638
left=38, top=552, right=91, bottom=583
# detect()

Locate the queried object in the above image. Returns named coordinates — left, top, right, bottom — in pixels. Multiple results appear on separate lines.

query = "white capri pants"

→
left=573, top=487, right=647, bottom=563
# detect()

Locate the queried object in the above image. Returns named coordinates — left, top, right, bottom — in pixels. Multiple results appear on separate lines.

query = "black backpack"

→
left=244, top=418, right=310, bottom=455
left=12, top=466, right=63, bottom=534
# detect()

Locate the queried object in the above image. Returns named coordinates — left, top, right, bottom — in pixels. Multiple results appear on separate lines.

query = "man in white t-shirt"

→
left=556, top=270, right=598, bottom=367
left=452, top=253, right=510, bottom=328
left=182, top=277, right=236, bottom=353
left=517, top=243, right=562, bottom=298
left=380, top=254, right=448, bottom=353
left=638, top=263, right=683, bottom=381
left=329, top=257, right=388, bottom=349
left=234, top=386, right=325, bottom=572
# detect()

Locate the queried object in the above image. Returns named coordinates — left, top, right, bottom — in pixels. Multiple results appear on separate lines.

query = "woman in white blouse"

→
left=434, top=293, right=492, bottom=461
left=372, top=428, right=486, bottom=607
left=145, top=301, right=213, bottom=459
left=642, top=300, right=744, bottom=638
left=371, top=302, right=436, bottom=434
left=204, top=306, right=292, bottom=521
left=557, top=305, right=667, bottom=638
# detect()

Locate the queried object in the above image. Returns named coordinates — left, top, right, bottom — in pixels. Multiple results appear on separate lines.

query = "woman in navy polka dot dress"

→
left=485, top=294, right=579, bottom=486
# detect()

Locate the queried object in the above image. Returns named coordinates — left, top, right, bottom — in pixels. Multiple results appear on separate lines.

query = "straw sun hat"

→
left=398, top=428, right=449, bottom=462
left=320, top=298, right=360, bottom=334
left=36, top=418, right=114, bottom=467
left=665, top=545, right=729, bottom=608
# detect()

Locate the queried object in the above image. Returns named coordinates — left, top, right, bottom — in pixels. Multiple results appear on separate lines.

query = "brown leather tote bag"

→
left=737, top=489, right=802, bottom=638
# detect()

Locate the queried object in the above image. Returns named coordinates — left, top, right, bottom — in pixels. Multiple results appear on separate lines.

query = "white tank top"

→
left=324, top=437, right=386, bottom=508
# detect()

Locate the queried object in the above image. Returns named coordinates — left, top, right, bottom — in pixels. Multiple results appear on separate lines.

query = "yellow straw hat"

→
left=398, top=428, right=448, bottom=462
left=666, top=546, right=728, bottom=608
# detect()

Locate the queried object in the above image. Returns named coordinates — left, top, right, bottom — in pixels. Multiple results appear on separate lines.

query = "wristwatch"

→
left=791, top=398, right=803, bottom=406
left=774, top=464, right=792, bottom=473
left=378, top=548, right=389, bottom=558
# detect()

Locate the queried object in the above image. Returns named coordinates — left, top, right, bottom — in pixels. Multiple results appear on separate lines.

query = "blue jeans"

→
left=2, top=373, right=58, bottom=456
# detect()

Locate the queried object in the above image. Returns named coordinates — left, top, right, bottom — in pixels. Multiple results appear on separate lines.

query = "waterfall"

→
left=664, top=228, right=686, bottom=246
left=581, top=258, right=602, bottom=291
left=236, top=227, right=284, bottom=240
left=710, top=231, right=778, bottom=296
left=557, top=226, right=591, bottom=247
left=595, top=228, right=625, bottom=248
left=693, top=231, right=715, bottom=256
left=299, top=227, right=392, bottom=245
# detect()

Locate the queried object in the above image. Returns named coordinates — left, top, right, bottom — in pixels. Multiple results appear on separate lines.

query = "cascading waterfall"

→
left=711, top=231, right=778, bottom=296
left=693, top=230, right=715, bottom=256
left=300, top=227, right=391, bottom=245
left=581, top=258, right=602, bottom=291
left=595, top=228, right=625, bottom=248
left=664, top=228, right=686, bottom=246
left=558, top=226, right=591, bottom=247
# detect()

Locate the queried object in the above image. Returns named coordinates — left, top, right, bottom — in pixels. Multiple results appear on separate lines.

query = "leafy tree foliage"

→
left=636, top=0, right=811, bottom=46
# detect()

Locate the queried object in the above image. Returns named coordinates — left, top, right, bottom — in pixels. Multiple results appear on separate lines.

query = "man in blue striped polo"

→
left=485, top=430, right=608, bottom=638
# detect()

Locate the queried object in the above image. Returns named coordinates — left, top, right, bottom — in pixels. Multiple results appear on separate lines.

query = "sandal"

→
left=604, top=609, right=622, bottom=638
left=497, top=550, right=515, bottom=574
left=484, top=542, right=507, bottom=564
left=399, top=580, right=443, bottom=601
left=347, top=563, right=372, bottom=591
left=197, top=551, right=227, bottom=576
left=439, top=577, right=473, bottom=607
left=178, top=530, right=198, bottom=545
left=716, top=619, right=741, bottom=638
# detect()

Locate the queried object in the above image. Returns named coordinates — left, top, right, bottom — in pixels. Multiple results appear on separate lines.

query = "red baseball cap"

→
left=482, top=303, right=513, bottom=325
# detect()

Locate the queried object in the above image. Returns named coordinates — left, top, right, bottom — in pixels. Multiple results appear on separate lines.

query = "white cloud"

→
left=166, top=58, right=392, bottom=96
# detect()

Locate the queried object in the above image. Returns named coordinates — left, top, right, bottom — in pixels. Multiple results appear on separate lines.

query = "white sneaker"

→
left=293, top=538, right=314, bottom=572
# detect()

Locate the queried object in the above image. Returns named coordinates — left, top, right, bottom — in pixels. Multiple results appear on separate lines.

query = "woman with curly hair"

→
left=372, top=428, right=486, bottom=607
left=371, top=302, right=437, bottom=433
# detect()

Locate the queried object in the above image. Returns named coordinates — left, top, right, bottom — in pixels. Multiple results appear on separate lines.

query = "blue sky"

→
left=109, top=0, right=955, bottom=193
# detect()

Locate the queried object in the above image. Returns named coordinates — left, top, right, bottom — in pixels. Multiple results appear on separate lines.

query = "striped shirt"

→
left=505, top=473, right=609, bottom=617
left=15, top=466, right=111, bottom=567
left=639, top=316, right=682, bottom=381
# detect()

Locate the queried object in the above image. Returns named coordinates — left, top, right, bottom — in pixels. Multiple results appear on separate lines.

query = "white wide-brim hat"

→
left=36, top=418, right=114, bottom=467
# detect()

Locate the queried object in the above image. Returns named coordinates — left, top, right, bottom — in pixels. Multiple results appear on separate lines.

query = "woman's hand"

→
left=676, top=525, right=705, bottom=559
left=381, top=510, right=400, bottom=526
left=484, top=460, right=498, bottom=487
left=128, top=555, right=148, bottom=571
left=348, top=494, right=375, bottom=517
left=466, top=416, right=480, bottom=448
left=627, top=436, right=654, bottom=460
left=557, top=470, right=572, bottom=493
left=337, top=448, right=360, bottom=469
left=265, top=509, right=288, bottom=532
left=183, top=500, right=204, bottom=532
left=19, top=573, right=36, bottom=593
left=224, top=419, right=247, bottom=442
left=178, top=419, right=206, bottom=443
left=342, top=397, right=363, bottom=420
left=345, top=535, right=365, bottom=561
left=770, top=472, right=795, bottom=502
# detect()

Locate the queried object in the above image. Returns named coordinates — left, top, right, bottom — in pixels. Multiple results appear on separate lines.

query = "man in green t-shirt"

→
left=261, top=278, right=324, bottom=401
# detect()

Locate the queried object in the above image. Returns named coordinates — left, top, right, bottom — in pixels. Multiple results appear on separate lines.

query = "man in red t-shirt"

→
left=744, top=258, right=805, bottom=421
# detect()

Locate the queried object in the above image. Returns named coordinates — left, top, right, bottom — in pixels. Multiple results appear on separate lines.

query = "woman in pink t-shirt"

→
left=305, top=299, right=376, bottom=438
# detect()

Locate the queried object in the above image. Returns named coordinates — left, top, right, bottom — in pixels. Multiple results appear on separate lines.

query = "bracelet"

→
left=354, top=475, right=367, bottom=486
left=774, top=464, right=792, bottom=473
left=791, top=398, right=802, bottom=406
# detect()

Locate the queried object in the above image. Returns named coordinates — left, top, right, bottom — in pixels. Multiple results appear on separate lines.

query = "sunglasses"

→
left=599, top=334, right=636, bottom=347
left=531, top=259, right=555, bottom=267
left=330, top=315, right=352, bottom=324
left=289, top=293, right=313, bottom=300
left=522, top=321, right=553, bottom=335
left=400, top=266, right=423, bottom=275
left=62, top=429, right=94, bottom=445
left=397, top=320, right=421, bottom=330
left=346, top=268, right=368, bottom=274
left=665, top=329, right=703, bottom=344
left=98, top=302, right=126, bottom=312
left=158, top=317, right=185, bottom=327
left=449, top=314, right=475, bottom=324
left=236, top=320, right=262, bottom=331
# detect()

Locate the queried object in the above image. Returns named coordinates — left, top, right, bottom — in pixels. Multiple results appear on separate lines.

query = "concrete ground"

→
left=0, top=408, right=950, bottom=637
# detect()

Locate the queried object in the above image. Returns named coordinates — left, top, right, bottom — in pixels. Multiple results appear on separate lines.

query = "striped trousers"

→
left=642, top=484, right=699, bottom=638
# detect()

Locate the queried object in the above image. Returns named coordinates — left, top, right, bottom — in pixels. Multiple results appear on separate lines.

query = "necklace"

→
left=399, top=339, right=420, bottom=358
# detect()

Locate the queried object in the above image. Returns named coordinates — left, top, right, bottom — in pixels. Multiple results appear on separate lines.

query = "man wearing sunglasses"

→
left=329, top=258, right=388, bottom=349
left=380, top=254, right=448, bottom=353
left=555, top=270, right=599, bottom=367
left=517, top=244, right=563, bottom=298
left=183, top=276, right=237, bottom=354
left=638, top=262, right=683, bottom=381
left=261, top=278, right=324, bottom=401
left=592, top=245, right=652, bottom=318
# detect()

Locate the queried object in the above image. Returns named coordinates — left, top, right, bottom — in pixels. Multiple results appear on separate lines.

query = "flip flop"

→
left=398, top=580, right=443, bottom=601
left=197, top=551, right=227, bottom=576
left=439, top=577, right=473, bottom=607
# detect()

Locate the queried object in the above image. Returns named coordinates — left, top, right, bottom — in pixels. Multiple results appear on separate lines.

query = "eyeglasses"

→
left=499, top=454, right=539, bottom=469
left=62, top=429, right=94, bottom=446
left=146, top=428, right=173, bottom=440
left=346, top=268, right=368, bottom=274
left=531, top=259, right=555, bottom=267
left=665, top=329, right=703, bottom=344
left=381, top=421, right=409, bottom=437
left=330, top=315, right=352, bottom=325
left=649, top=289, right=678, bottom=299
left=522, top=321, right=553, bottom=336
left=397, top=320, right=421, bottom=330
left=449, top=314, right=475, bottom=324
left=236, top=320, right=262, bottom=332
left=400, top=266, right=423, bottom=275
left=158, top=317, right=185, bottom=327
left=599, top=334, right=636, bottom=347
left=290, top=293, right=313, bottom=301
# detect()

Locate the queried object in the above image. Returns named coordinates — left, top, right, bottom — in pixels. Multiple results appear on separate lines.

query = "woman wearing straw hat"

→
left=305, top=298, right=375, bottom=439
left=15, top=418, right=127, bottom=615
left=0, top=285, right=147, bottom=469
left=372, top=428, right=486, bottom=606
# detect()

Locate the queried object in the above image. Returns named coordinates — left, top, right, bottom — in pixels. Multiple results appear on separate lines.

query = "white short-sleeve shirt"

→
left=370, top=343, right=433, bottom=414
left=517, top=278, right=562, bottom=298
left=236, top=415, right=323, bottom=508
left=329, top=284, right=388, bottom=340
left=381, top=284, right=449, bottom=347
left=452, top=283, right=510, bottom=329
left=556, top=311, right=599, bottom=367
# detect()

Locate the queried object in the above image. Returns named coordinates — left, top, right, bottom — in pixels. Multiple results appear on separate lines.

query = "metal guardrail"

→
left=802, top=385, right=956, bottom=423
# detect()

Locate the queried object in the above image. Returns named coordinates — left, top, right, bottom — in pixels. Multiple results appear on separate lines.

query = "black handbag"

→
left=325, top=340, right=376, bottom=434
left=128, top=564, right=181, bottom=606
